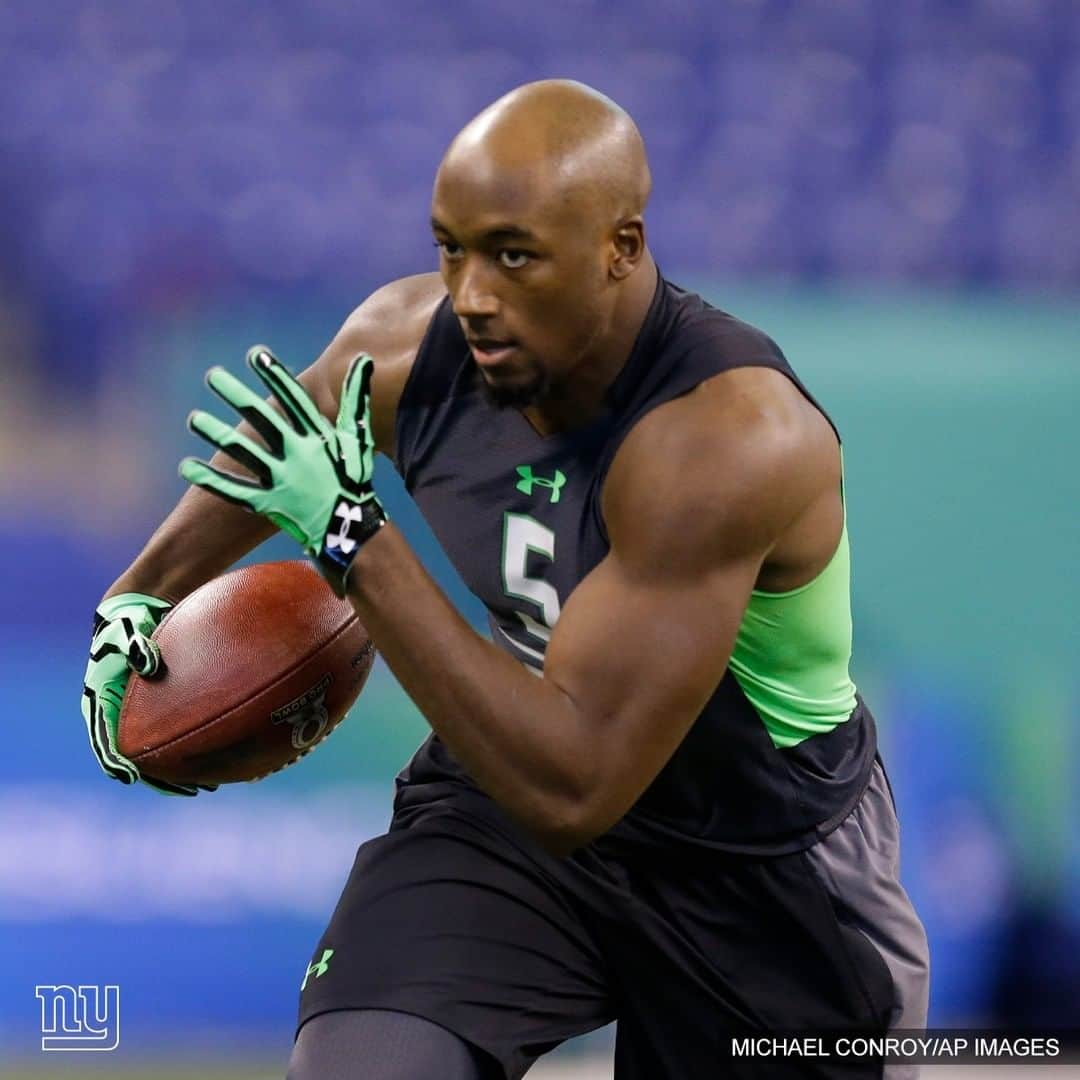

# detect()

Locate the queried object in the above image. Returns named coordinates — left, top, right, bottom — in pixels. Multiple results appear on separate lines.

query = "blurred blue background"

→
left=2, top=0, right=1079, bottom=1072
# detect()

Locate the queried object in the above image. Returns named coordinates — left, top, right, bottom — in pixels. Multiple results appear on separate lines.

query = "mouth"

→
left=467, top=338, right=518, bottom=366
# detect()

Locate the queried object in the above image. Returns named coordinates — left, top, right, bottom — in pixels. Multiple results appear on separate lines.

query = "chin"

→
left=481, top=373, right=547, bottom=410
left=479, top=357, right=550, bottom=410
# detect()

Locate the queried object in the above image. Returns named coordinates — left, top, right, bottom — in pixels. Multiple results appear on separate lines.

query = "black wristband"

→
left=316, top=494, right=387, bottom=596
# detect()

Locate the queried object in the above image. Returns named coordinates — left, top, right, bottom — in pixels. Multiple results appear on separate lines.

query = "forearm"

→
left=347, top=524, right=591, bottom=850
left=107, top=355, right=353, bottom=604
left=107, top=450, right=276, bottom=604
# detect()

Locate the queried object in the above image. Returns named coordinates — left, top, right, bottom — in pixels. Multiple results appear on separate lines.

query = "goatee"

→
left=479, top=364, right=550, bottom=411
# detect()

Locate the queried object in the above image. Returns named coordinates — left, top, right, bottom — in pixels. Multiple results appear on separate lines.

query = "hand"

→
left=179, top=346, right=386, bottom=596
left=82, top=593, right=211, bottom=796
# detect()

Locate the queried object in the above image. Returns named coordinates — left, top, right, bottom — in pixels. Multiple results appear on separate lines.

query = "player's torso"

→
left=402, top=382, right=613, bottom=672
left=392, top=274, right=877, bottom=855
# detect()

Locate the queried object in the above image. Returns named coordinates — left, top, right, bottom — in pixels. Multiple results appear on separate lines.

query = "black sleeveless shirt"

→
left=393, top=273, right=877, bottom=856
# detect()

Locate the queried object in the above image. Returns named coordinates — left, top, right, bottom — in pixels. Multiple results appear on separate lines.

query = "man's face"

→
left=430, top=158, right=614, bottom=410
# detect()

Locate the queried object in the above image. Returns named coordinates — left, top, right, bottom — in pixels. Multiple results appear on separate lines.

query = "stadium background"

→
left=1, top=0, right=1078, bottom=1075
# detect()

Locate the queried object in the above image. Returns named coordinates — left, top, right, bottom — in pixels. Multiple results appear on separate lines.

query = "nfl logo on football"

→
left=35, top=985, right=119, bottom=1051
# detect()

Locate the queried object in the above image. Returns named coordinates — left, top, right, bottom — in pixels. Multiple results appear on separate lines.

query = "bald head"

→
left=438, top=80, right=652, bottom=227
left=430, top=81, right=657, bottom=417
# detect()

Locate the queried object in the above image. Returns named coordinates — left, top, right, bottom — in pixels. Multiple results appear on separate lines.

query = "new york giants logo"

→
left=35, top=985, right=119, bottom=1051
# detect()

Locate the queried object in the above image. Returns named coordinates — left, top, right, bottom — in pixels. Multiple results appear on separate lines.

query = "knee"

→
left=286, top=1020, right=320, bottom=1080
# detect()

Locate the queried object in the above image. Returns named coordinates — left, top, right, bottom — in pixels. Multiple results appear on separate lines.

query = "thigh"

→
left=297, top=805, right=614, bottom=1080
left=804, top=758, right=930, bottom=1080
left=595, top=839, right=899, bottom=1077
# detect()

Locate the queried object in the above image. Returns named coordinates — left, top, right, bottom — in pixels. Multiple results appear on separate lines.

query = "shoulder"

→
left=303, top=272, right=446, bottom=456
left=664, top=282, right=786, bottom=364
left=603, top=366, right=836, bottom=572
left=338, top=272, right=448, bottom=352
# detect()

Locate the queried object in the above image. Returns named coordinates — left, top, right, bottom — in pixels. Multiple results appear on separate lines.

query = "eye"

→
left=498, top=249, right=531, bottom=269
left=434, top=240, right=463, bottom=260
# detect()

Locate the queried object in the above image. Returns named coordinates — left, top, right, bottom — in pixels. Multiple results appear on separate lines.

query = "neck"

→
left=522, top=253, right=659, bottom=435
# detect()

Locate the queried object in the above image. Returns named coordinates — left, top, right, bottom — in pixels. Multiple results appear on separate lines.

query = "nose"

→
left=451, top=256, right=499, bottom=320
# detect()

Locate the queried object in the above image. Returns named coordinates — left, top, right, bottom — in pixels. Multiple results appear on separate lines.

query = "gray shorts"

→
left=806, top=758, right=931, bottom=1077
left=300, top=757, right=930, bottom=1079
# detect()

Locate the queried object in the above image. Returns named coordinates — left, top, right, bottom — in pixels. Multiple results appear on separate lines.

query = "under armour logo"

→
left=515, top=466, right=566, bottom=504
left=325, top=501, right=365, bottom=554
left=301, top=949, right=334, bottom=991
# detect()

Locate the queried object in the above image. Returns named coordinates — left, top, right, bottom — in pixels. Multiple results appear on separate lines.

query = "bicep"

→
left=538, top=375, right=824, bottom=836
left=293, top=313, right=398, bottom=456
left=297, top=273, right=443, bottom=457
left=542, top=537, right=764, bottom=835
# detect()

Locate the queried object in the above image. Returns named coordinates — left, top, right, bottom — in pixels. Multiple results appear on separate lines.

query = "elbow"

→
left=516, top=721, right=627, bottom=857
left=533, top=825, right=591, bottom=859
left=532, top=822, right=597, bottom=859
left=529, top=793, right=613, bottom=858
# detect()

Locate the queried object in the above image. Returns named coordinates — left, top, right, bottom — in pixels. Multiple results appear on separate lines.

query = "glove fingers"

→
left=126, top=633, right=161, bottom=677
left=337, top=354, right=374, bottom=480
left=141, top=775, right=199, bottom=797
left=90, top=613, right=163, bottom=677
left=85, top=683, right=194, bottom=793
left=86, top=688, right=138, bottom=784
left=83, top=637, right=135, bottom=782
left=360, top=419, right=375, bottom=483
left=179, top=457, right=265, bottom=512
left=87, top=681, right=193, bottom=793
left=85, top=595, right=179, bottom=792
left=247, top=346, right=327, bottom=438
left=357, top=357, right=376, bottom=481
left=204, top=367, right=286, bottom=457
left=96, top=593, right=172, bottom=625
left=188, top=409, right=274, bottom=487
left=339, top=353, right=373, bottom=428
left=358, top=356, right=375, bottom=431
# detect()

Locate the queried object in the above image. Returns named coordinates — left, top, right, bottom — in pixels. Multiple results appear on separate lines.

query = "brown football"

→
left=118, top=560, right=375, bottom=787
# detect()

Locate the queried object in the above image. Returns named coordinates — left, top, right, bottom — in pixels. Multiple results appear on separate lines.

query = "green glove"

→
left=81, top=593, right=208, bottom=796
left=180, top=346, right=386, bottom=596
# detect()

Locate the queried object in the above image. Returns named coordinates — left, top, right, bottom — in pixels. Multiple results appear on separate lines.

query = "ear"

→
left=609, top=217, right=646, bottom=281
